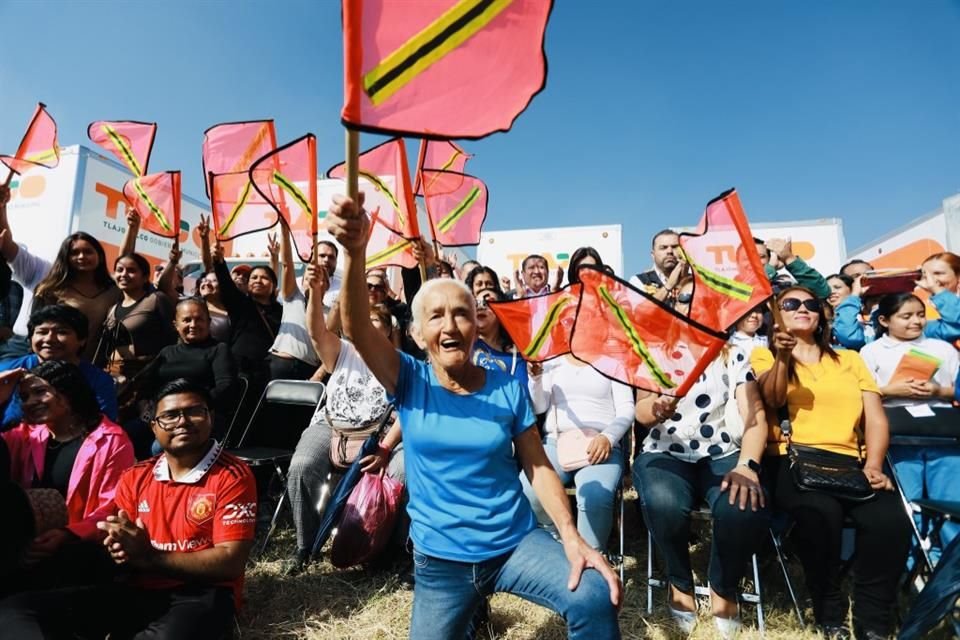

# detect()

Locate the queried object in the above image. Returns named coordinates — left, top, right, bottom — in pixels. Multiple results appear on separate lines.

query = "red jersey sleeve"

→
left=212, top=460, right=257, bottom=544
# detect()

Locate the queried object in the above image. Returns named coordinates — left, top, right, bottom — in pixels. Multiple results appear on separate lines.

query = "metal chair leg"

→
left=619, top=487, right=625, bottom=585
left=751, top=552, right=765, bottom=637
left=258, top=466, right=288, bottom=556
left=771, top=529, right=804, bottom=626
left=646, top=528, right=655, bottom=615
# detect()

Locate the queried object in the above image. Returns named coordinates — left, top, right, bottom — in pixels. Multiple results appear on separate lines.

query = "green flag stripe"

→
left=272, top=171, right=312, bottom=217
left=359, top=170, right=406, bottom=228
left=598, top=285, right=676, bottom=388
left=437, top=186, right=481, bottom=233
left=132, top=179, right=172, bottom=232
left=366, top=239, right=413, bottom=266
left=522, top=296, right=571, bottom=359
left=219, top=179, right=253, bottom=236
left=103, top=125, right=143, bottom=176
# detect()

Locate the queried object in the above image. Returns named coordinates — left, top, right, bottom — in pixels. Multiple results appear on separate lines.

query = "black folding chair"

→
left=899, top=500, right=960, bottom=639
left=229, top=379, right=326, bottom=554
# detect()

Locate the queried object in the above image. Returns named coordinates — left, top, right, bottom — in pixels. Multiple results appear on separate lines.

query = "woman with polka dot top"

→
left=632, top=277, right=771, bottom=638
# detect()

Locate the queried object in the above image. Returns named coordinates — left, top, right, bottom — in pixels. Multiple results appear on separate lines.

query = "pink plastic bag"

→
left=330, top=471, right=404, bottom=568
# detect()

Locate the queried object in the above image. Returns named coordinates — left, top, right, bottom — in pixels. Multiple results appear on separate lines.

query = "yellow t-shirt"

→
left=750, top=348, right=880, bottom=458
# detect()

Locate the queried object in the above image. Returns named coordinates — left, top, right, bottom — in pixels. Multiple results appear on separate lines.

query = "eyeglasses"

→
left=780, top=297, right=821, bottom=313
left=367, top=283, right=385, bottom=293
left=153, top=405, right=209, bottom=430
left=676, top=292, right=693, bottom=304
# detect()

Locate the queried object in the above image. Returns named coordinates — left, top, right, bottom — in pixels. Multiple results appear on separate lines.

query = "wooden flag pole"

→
left=345, top=130, right=360, bottom=204
left=3, top=168, right=18, bottom=189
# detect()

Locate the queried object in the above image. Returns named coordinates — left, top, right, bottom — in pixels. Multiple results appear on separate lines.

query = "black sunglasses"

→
left=780, top=297, right=821, bottom=313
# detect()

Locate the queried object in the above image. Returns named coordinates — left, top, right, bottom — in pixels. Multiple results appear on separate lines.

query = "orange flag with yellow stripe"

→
left=341, top=0, right=553, bottom=139
left=489, top=284, right=580, bottom=363
left=570, top=268, right=727, bottom=397
left=87, top=120, right=157, bottom=177
left=209, top=170, right=278, bottom=244
left=328, top=137, right=418, bottom=239
left=202, top=120, right=277, bottom=197
left=415, top=140, right=470, bottom=196
left=679, top=189, right=773, bottom=333
left=366, top=212, right=418, bottom=270
left=248, top=134, right=318, bottom=262
left=1, top=103, right=60, bottom=175
left=422, top=170, right=487, bottom=247
left=122, top=171, right=181, bottom=239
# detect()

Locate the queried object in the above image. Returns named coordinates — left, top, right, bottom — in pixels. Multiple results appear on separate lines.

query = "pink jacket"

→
left=2, top=417, right=135, bottom=541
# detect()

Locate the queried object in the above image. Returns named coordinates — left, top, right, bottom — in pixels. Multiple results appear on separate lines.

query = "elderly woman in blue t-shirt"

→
left=327, top=194, right=621, bottom=640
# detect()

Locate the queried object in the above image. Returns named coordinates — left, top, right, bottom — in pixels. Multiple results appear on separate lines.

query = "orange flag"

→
left=87, top=120, right=157, bottom=177
left=679, top=189, right=773, bottom=333
left=366, top=213, right=418, bottom=270
left=209, top=171, right=278, bottom=243
left=422, top=170, right=487, bottom=247
left=415, top=140, right=470, bottom=196
left=1, top=103, right=60, bottom=175
left=341, top=0, right=553, bottom=139
left=571, top=268, right=727, bottom=397
left=202, top=120, right=277, bottom=196
left=489, top=284, right=580, bottom=363
left=328, top=137, right=418, bottom=239
left=122, top=171, right=181, bottom=239
left=249, top=134, right=318, bottom=262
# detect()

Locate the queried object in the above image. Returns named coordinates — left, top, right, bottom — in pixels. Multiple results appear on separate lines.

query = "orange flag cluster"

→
left=1, top=103, right=60, bottom=177
left=491, top=191, right=772, bottom=396
left=490, top=269, right=728, bottom=397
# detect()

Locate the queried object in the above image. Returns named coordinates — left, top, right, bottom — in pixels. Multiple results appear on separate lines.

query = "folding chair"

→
left=645, top=505, right=804, bottom=636
left=229, top=379, right=326, bottom=554
left=900, top=499, right=960, bottom=640
left=884, top=406, right=960, bottom=583
left=220, top=375, right=249, bottom=447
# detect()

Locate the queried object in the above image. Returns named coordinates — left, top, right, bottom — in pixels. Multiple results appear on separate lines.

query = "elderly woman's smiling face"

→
left=417, top=281, right=478, bottom=371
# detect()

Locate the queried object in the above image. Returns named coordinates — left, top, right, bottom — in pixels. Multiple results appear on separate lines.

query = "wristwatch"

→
left=738, top=459, right=761, bottom=474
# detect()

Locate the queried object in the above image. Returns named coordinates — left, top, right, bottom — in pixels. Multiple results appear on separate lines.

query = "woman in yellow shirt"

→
left=752, top=286, right=910, bottom=640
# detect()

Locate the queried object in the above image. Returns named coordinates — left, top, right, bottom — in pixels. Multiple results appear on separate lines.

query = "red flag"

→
left=327, top=137, right=418, bottom=238
left=1, top=103, right=59, bottom=175
left=423, top=170, right=487, bottom=247
left=87, top=120, right=157, bottom=177
left=122, top=171, right=181, bottom=239
left=341, top=0, right=553, bottom=139
left=209, top=171, right=278, bottom=243
left=679, top=189, right=773, bottom=333
left=249, top=134, right=318, bottom=262
left=366, top=213, right=418, bottom=270
left=570, top=268, right=727, bottom=397
left=415, top=140, right=470, bottom=196
left=202, top=120, right=277, bottom=196
left=489, top=284, right=580, bottom=363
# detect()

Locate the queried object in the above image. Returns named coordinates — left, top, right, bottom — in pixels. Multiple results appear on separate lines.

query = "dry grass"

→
left=238, top=492, right=953, bottom=639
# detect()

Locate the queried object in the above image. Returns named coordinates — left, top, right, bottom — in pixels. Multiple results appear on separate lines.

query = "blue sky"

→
left=1, top=0, right=958, bottom=277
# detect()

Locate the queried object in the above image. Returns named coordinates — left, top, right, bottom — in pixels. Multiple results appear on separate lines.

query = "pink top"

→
left=2, top=417, right=135, bottom=540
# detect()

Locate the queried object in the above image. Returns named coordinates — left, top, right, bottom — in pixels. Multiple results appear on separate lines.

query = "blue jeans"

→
left=889, top=444, right=960, bottom=561
left=519, top=440, right=623, bottom=551
left=409, top=528, right=620, bottom=640
left=633, top=451, right=770, bottom=600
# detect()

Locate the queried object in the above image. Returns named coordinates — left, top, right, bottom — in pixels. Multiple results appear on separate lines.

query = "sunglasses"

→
left=367, top=283, right=386, bottom=293
left=780, top=297, right=821, bottom=313
left=676, top=292, right=693, bottom=304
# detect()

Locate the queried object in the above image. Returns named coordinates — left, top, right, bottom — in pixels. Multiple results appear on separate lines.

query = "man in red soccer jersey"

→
left=0, top=378, right=257, bottom=638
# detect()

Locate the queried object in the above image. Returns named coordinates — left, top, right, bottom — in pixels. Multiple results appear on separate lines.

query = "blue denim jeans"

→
left=519, top=440, right=623, bottom=551
left=409, top=528, right=620, bottom=640
left=633, top=451, right=770, bottom=600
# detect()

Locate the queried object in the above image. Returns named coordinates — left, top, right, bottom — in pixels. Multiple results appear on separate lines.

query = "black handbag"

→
left=778, top=406, right=875, bottom=502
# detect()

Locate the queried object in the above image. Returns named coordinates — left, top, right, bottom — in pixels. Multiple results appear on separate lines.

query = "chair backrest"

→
left=234, top=379, right=326, bottom=451
left=221, top=375, right=251, bottom=447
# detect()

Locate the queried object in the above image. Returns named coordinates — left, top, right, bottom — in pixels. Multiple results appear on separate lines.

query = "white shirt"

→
left=728, top=331, right=768, bottom=358
left=859, top=335, right=958, bottom=409
left=528, top=357, right=634, bottom=446
left=323, top=339, right=390, bottom=425
left=10, top=243, right=51, bottom=336
left=270, top=289, right=320, bottom=366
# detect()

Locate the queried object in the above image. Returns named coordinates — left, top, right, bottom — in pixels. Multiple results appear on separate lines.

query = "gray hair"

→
left=410, top=278, right=476, bottom=334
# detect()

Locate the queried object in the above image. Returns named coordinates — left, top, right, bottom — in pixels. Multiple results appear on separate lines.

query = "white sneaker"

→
left=713, top=615, right=742, bottom=639
left=668, top=606, right=697, bottom=635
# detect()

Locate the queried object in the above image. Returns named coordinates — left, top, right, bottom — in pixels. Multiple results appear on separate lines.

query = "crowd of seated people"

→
left=2, top=173, right=960, bottom=638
